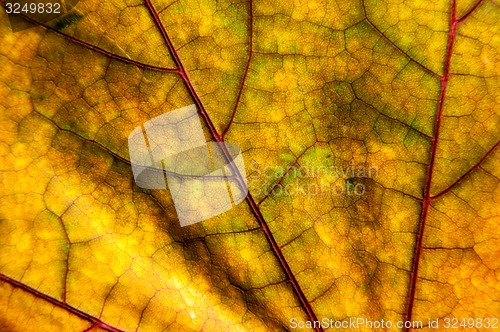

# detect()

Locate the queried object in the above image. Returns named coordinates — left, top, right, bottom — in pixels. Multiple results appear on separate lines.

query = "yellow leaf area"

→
left=0, top=0, right=498, bottom=330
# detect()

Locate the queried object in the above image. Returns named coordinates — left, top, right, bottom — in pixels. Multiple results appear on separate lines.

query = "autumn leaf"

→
left=0, top=0, right=499, bottom=331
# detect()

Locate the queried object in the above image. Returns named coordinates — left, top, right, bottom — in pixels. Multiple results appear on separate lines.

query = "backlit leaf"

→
left=0, top=0, right=498, bottom=331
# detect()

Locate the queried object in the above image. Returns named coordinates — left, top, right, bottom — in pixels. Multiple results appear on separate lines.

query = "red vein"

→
left=58, top=214, right=71, bottom=302
left=431, top=141, right=499, bottom=200
left=0, top=1, right=180, bottom=74
left=361, top=0, right=442, bottom=79
left=458, top=0, right=484, bottom=23
left=0, top=273, right=124, bottom=332
left=405, top=0, right=458, bottom=328
left=143, top=0, right=220, bottom=141
left=37, top=109, right=238, bottom=183
left=143, top=1, right=322, bottom=330
left=221, top=0, right=253, bottom=139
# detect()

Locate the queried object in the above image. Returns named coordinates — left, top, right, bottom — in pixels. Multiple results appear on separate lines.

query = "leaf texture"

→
left=0, top=0, right=499, bottom=331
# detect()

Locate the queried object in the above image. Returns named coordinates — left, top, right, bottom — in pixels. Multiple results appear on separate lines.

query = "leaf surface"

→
left=0, top=0, right=499, bottom=331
